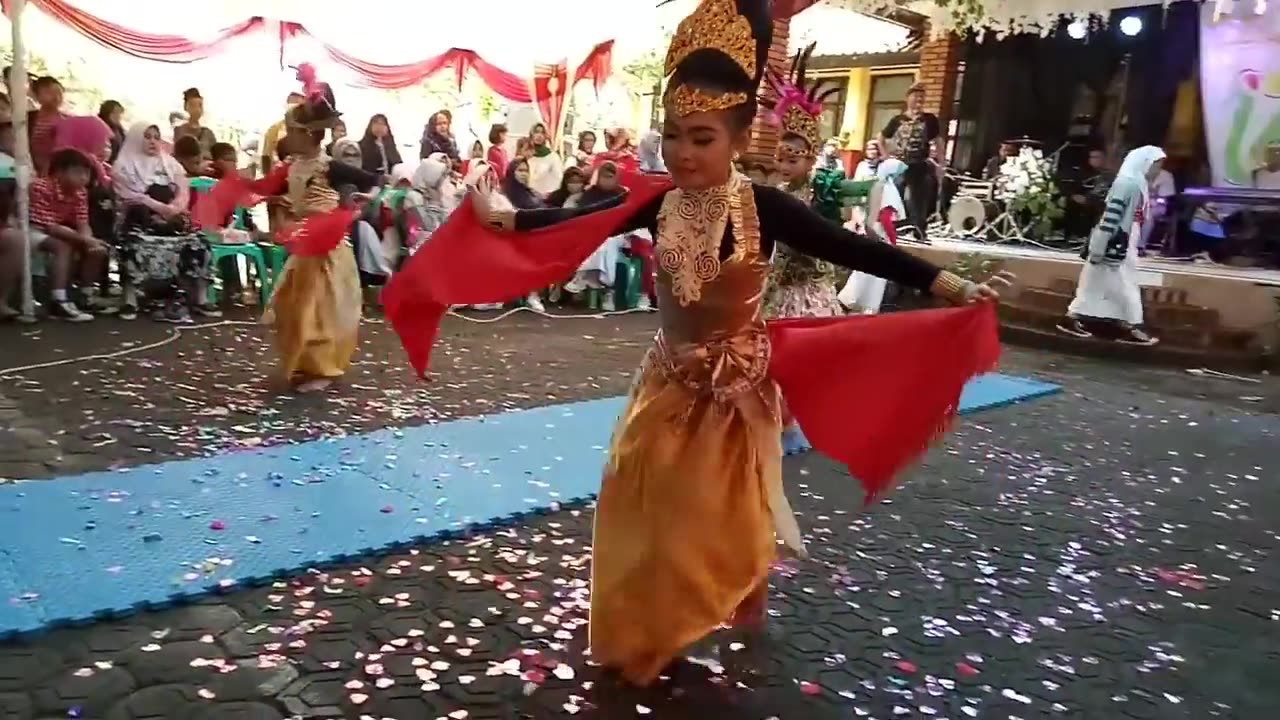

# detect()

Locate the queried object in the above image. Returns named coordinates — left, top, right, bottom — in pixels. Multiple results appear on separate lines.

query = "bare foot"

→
left=295, top=378, right=334, bottom=394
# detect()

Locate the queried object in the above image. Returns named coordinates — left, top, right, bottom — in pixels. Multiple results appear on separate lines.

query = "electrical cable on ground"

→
left=0, top=306, right=653, bottom=377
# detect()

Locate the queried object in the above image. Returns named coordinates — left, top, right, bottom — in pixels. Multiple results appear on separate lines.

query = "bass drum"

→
left=948, top=195, right=988, bottom=235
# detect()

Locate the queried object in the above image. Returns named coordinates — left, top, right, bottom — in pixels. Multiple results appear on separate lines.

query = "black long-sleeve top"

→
left=510, top=183, right=942, bottom=292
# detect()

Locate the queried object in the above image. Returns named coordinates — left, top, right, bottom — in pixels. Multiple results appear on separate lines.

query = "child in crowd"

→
left=27, top=149, right=110, bottom=321
left=208, top=142, right=261, bottom=240
left=562, top=162, right=628, bottom=310
left=173, top=135, right=206, bottom=178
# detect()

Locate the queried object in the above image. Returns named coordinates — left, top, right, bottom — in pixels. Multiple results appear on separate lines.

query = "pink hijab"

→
left=53, top=115, right=112, bottom=183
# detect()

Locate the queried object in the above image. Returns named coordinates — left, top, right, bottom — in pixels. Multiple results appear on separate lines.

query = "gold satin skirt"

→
left=264, top=243, right=362, bottom=384
left=588, top=331, right=797, bottom=686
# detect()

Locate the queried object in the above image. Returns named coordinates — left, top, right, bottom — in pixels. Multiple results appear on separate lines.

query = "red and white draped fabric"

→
left=0, top=0, right=614, bottom=134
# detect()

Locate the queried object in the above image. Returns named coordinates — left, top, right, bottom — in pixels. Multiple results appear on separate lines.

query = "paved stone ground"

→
left=0, top=312, right=1278, bottom=719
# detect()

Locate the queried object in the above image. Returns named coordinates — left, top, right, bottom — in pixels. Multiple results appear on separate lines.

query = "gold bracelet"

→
left=485, top=208, right=516, bottom=231
left=929, top=270, right=972, bottom=305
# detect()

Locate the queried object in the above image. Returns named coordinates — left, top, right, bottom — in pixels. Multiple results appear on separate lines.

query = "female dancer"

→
left=201, top=88, right=381, bottom=391
left=761, top=43, right=874, bottom=321
left=384, top=0, right=1009, bottom=685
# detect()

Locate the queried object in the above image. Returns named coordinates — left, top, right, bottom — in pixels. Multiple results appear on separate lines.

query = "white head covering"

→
left=638, top=131, right=665, bottom=172
left=390, top=162, right=415, bottom=187
left=413, top=153, right=450, bottom=191
left=462, top=160, right=492, bottom=188
left=331, top=137, right=361, bottom=168
left=1115, top=145, right=1167, bottom=198
left=113, top=121, right=185, bottom=197
left=873, top=158, right=908, bottom=220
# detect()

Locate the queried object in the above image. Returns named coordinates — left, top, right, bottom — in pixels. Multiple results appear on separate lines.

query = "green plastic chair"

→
left=192, top=177, right=264, bottom=303
left=613, top=256, right=644, bottom=310
left=206, top=241, right=271, bottom=305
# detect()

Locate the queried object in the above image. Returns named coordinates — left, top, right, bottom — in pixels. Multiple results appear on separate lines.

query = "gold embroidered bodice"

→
left=654, top=173, right=767, bottom=348
left=767, top=180, right=835, bottom=290
left=286, top=155, right=340, bottom=219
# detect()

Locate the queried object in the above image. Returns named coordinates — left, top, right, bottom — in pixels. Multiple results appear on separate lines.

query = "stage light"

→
left=1067, top=20, right=1088, bottom=39
left=1119, top=15, right=1143, bottom=36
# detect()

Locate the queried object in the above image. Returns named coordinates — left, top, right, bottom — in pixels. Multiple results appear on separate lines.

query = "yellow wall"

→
left=817, top=64, right=920, bottom=150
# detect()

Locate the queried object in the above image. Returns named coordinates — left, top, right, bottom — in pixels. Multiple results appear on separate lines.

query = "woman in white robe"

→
left=838, top=159, right=907, bottom=313
left=1057, top=145, right=1165, bottom=346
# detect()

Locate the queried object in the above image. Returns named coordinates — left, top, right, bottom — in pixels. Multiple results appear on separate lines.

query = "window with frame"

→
left=812, top=77, right=847, bottom=143
left=866, top=72, right=916, bottom=142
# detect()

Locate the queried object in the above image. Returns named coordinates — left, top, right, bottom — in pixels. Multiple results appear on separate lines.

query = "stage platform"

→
left=900, top=238, right=1280, bottom=367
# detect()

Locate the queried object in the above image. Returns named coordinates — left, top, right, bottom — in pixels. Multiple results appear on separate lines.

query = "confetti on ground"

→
left=0, top=313, right=1276, bottom=719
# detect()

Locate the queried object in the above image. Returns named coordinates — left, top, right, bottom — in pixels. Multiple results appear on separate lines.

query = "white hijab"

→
left=112, top=121, right=185, bottom=200
left=871, top=158, right=908, bottom=223
left=1114, top=145, right=1167, bottom=202
left=413, top=153, right=450, bottom=191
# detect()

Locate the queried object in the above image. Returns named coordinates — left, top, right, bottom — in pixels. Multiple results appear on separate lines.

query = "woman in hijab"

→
left=112, top=121, right=216, bottom=322
left=525, top=122, right=563, bottom=197
left=419, top=110, right=459, bottom=165
left=358, top=114, right=402, bottom=175
left=637, top=130, right=665, bottom=173
left=838, top=159, right=907, bottom=314
left=499, top=156, right=544, bottom=211
left=570, top=130, right=596, bottom=169
left=561, top=162, right=628, bottom=310
left=853, top=139, right=882, bottom=180
left=1057, top=145, right=1165, bottom=345
left=495, top=157, right=546, bottom=312
left=331, top=137, right=392, bottom=287
left=96, top=100, right=126, bottom=164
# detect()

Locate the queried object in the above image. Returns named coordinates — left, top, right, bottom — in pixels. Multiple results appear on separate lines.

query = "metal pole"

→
left=9, top=0, right=34, bottom=321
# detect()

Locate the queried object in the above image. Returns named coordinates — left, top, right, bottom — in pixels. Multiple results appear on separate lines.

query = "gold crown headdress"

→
left=767, top=43, right=840, bottom=157
left=659, top=0, right=768, bottom=117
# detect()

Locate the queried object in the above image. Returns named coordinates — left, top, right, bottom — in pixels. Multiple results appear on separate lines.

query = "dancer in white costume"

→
left=838, top=159, right=907, bottom=314
left=1057, top=145, right=1165, bottom=346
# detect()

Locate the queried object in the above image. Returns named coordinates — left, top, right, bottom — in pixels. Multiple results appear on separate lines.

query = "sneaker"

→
left=601, top=293, right=616, bottom=312
left=525, top=293, right=545, bottom=313
left=637, top=295, right=653, bottom=311
left=119, top=303, right=138, bottom=321
left=1117, top=327, right=1159, bottom=346
left=562, top=279, right=585, bottom=294
left=84, top=298, right=118, bottom=316
left=51, top=300, right=94, bottom=323
left=192, top=304, right=223, bottom=319
left=1055, top=318, right=1092, bottom=338
left=547, top=285, right=563, bottom=303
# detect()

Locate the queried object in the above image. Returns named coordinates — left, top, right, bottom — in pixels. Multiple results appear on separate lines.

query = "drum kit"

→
left=936, top=136, right=1078, bottom=248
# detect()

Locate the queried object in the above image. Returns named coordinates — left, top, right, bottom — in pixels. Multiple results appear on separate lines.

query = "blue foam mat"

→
left=0, top=373, right=1058, bottom=635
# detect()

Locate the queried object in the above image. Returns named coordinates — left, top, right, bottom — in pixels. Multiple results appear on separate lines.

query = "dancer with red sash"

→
left=383, top=0, right=1012, bottom=686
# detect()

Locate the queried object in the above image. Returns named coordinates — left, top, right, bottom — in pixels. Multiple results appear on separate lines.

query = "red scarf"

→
left=193, top=162, right=357, bottom=256
left=381, top=172, right=1000, bottom=501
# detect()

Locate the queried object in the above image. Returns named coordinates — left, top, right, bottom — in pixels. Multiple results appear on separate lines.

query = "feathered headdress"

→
left=766, top=43, right=839, bottom=157
left=286, top=62, right=341, bottom=132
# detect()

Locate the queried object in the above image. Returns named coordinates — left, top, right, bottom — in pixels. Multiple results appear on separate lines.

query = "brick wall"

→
left=917, top=31, right=961, bottom=130
left=744, top=17, right=791, bottom=167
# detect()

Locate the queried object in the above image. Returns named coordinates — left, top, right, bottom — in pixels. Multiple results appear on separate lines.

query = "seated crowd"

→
left=0, top=78, right=661, bottom=323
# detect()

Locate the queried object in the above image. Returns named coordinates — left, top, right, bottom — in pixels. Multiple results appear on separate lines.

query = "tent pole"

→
left=9, top=0, right=34, bottom=320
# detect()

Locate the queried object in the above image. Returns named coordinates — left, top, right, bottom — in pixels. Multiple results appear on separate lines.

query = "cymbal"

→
left=1007, top=136, right=1043, bottom=146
